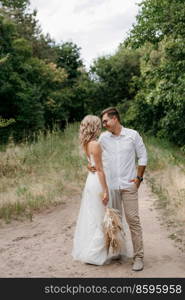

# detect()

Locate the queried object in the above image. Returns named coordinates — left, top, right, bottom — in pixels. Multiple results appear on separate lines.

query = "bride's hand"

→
left=102, top=191, right=109, bottom=206
left=87, top=163, right=97, bottom=173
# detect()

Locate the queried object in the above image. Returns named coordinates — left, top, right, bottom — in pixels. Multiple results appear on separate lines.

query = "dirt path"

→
left=0, top=182, right=184, bottom=278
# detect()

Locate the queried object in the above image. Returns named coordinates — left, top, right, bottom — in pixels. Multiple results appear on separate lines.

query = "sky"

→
left=29, top=0, right=141, bottom=68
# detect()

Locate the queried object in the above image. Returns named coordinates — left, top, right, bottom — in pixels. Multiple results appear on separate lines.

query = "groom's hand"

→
left=129, top=178, right=140, bottom=188
left=87, top=163, right=97, bottom=173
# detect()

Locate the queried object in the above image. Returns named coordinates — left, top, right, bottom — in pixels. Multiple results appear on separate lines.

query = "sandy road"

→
left=0, top=182, right=184, bottom=278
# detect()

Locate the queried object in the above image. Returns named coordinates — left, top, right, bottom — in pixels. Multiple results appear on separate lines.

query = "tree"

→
left=89, top=46, right=140, bottom=114
left=0, top=11, right=68, bottom=142
left=0, top=1, right=90, bottom=143
left=125, top=0, right=185, bottom=48
left=0, top=0, right=41, bottom=40
left=56, top=42, right=83, bottom=82
left=122, top=0, right=185, bottom=146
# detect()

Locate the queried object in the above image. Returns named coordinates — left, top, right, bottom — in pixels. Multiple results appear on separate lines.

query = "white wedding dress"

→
left=72, top=154, right=133, bottom=265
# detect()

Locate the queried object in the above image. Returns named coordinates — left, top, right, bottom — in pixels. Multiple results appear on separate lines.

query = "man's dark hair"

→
left=100, top=107, right=121, bottom=122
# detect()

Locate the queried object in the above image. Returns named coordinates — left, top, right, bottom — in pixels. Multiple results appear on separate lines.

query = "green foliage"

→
left=0, top=2, right=88, bottom=143
left=0, top=123, right=86, bottom=222
left=56, top=41, right=83, bottom=82
left=0, top=117, right=15, bottom=127
left=124, top=0, right=185, bottom=147
left=1, top=0, right=184, bottom=149
left=89, top=47, right=141, bottom=114
left=0, top=17, right=66, bottom=141
left=55, top=42, right=91, bottom=122
left=125, top=37, right=185, bottom=146
left=125, top=0, right=185, bottom=48
left=0, top=0, right=29, bottom=10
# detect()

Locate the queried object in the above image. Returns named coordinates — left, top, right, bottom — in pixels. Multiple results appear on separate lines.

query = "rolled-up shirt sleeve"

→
left=135, top=132, right=148, bottom=165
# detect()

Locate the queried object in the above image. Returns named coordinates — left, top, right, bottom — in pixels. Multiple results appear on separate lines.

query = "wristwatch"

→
left=136, top=175, right=143, bottom=182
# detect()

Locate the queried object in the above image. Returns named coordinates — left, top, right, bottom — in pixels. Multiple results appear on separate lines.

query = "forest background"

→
left=0, top=0, right=185, bottom=249
left=0, top=0, right=185, bottom=148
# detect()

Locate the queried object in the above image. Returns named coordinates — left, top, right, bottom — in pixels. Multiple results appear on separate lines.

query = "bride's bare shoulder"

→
left=89, top=140, right=100, bottom=147
left=89, top=141, right=101, bottom=153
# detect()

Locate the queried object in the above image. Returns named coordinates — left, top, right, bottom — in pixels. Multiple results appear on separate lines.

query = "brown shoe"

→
left=132, top=258, right=144, bottom=271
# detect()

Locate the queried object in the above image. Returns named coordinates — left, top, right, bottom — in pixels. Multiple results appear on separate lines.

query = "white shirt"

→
left=99, top=126, right=147, bottom=190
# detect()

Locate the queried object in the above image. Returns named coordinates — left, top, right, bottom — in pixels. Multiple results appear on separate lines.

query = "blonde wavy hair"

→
left=79, top=115, right=101, bottom=148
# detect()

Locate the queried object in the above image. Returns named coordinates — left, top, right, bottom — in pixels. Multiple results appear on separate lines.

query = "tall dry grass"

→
left=1, top=125, right=184, bottom=253
left=0, top=123, right=87, bottom=224
left=144, top=135, right=185, bottom=251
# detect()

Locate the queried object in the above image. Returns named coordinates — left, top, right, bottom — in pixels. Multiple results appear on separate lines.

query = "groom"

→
left=89, top=107, right=147, bottom=271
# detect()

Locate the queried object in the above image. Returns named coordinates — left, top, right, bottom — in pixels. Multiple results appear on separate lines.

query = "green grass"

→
left=1, top=126, right=184, bottom=253
left=143, top=135, right=185, bottom=172
left=144, top=134, right=185, bottom=251
left=0, top=123, right=87, bottom=223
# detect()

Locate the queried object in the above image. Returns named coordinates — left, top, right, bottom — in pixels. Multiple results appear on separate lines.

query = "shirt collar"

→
left=108, top=126, right=125, bottom=137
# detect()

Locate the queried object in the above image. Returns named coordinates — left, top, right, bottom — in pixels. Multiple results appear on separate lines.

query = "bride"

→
left=72, top=115, right=131, bottom=265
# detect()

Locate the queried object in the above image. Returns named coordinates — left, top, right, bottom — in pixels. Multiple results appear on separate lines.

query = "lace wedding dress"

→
left=72, top=154, right=133, bottom=265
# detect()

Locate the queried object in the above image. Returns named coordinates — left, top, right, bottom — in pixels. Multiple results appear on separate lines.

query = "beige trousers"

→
left=110, top=184, right=144, bottom=259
